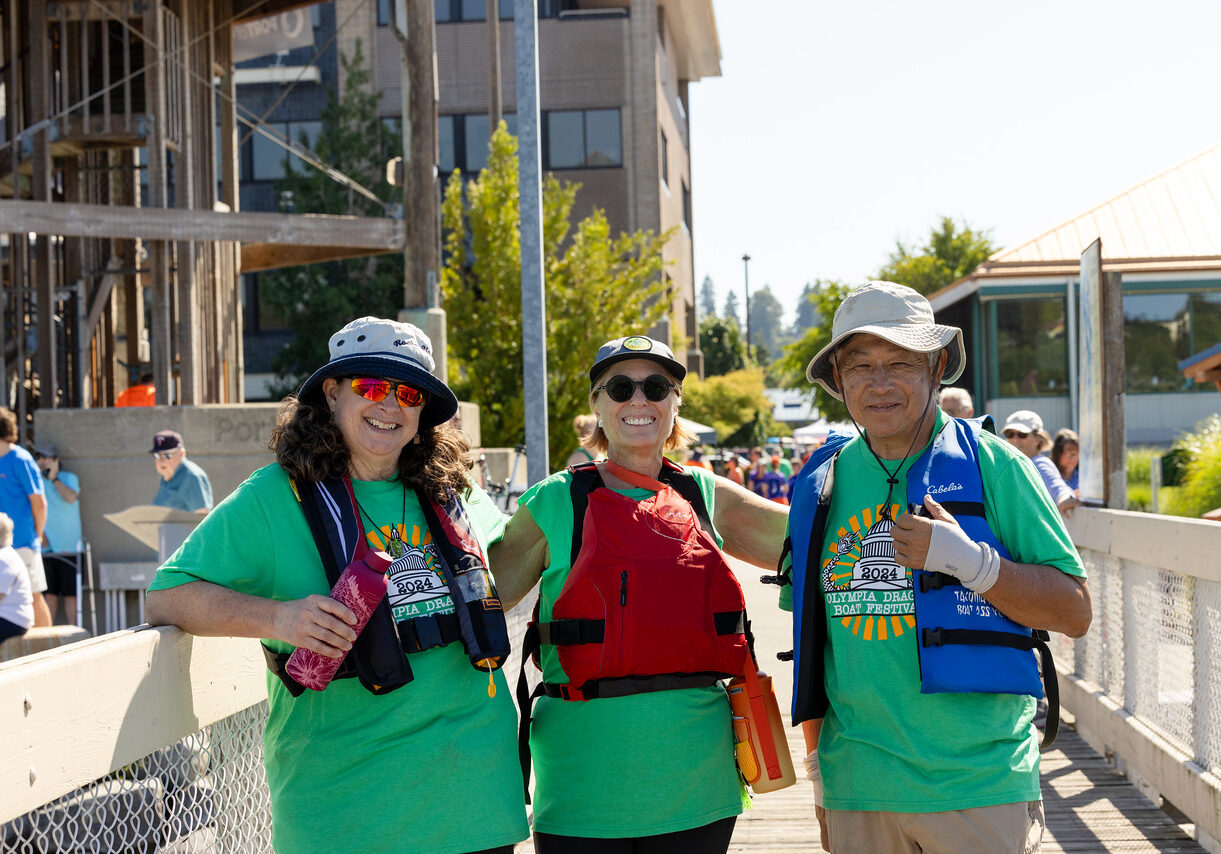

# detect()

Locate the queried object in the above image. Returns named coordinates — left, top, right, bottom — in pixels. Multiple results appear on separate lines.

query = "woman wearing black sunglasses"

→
left=493, top=335, right=790, bottom=853
left=146, top=317, right=528, bottom=854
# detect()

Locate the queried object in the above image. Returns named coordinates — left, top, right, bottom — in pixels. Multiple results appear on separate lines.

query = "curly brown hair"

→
left=269, top=395, right=471, bottom=504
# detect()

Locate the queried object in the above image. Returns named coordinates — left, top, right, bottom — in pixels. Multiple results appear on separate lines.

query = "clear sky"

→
left=689, top=0, right=1221, bottom=326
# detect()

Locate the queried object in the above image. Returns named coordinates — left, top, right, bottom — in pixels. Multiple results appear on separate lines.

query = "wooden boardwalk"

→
left=513, top=559, right=1207, bottom=853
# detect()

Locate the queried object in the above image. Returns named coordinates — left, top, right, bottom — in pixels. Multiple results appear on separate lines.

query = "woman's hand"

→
left=271, top=595, right=359, bottom=657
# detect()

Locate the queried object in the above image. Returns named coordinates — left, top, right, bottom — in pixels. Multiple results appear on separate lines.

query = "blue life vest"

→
left=783, top=418, right=1057, bottom=740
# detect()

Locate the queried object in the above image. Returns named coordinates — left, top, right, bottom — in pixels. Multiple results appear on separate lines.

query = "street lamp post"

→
left=741, top=253, right=752, bottom=357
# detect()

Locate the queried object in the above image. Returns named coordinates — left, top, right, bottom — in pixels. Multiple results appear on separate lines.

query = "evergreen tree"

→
left=792, top=282, right=820, bottom=336
left=260, top=42, right=403, bottom=395
left=775, top=279, right=854, bottom=421
left=748, top=285, right=787, bottom=365
left=698, top=275, right=718, bottom=320
left=723, top=290, right=742, bottom=330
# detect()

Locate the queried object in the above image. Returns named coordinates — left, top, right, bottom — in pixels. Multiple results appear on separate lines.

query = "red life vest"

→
left=530, top=460, right=751, bottom=701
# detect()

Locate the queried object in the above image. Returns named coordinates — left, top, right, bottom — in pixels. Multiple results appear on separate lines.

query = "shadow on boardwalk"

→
left=514, top=557, right=1206, bottom=853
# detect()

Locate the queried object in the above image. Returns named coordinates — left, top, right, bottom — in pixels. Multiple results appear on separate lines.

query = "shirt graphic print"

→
left=821, top=501, right=916, bottom=642
left=366, top=523, right=454, bottom=622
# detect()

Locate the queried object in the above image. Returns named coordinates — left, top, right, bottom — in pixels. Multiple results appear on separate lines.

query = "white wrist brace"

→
left=804, top=749, right=823, bottom=806
left=925, top=522, right=1001, bottom=593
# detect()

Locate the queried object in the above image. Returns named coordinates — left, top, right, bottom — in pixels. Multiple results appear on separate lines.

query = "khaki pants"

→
left=825, top=800, right=1044, bottom=854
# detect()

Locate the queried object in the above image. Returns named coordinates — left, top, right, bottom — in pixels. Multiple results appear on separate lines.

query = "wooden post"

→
left=1102, top=270, right=1126, bottom=509
left=29, top=2, right=57, bottom=408
left=146, top=0, right=174, bottom=405
left=174, top=5, right=199, bottom=404
left=403, top=0, right=439, bottom=310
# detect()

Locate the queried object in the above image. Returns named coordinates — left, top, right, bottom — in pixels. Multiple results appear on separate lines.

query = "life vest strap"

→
left=537, top=618, right=605, bottom=646
left=542, top=671, right=727, bottom=701
left=398, top=611, right=463, bottom=653
left=919, top=571, right=958, bottom=593
left=922, top=626, right=1060, bottom=748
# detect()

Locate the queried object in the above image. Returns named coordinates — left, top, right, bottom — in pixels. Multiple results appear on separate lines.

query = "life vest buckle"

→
left=923, top=627, right=946, bottom=647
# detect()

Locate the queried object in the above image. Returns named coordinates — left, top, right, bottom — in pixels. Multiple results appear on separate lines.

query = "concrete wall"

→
left=33, top=402, right=482, bottom=566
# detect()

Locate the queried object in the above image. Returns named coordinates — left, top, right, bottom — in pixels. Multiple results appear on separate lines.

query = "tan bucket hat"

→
left=805, top=281, right=965, bottom=401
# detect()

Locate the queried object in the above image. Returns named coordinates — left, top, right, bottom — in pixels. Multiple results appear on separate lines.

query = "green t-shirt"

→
left=148, top=465, right=528, bottom=854
left=780, top=413, right=1085, bottom=813
left=519, top=465, right=745, bottom=837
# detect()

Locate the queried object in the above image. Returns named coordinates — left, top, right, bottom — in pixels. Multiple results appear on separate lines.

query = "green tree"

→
left=792, top=282, right=819, bottom=336
left=261, top=42, right=402, bottom=394
left=441, top=124, right=671, bottom=464
left=723, top=290, right=742, bottom=329
left=749, top=285, right=787, bottom=365
left=699, top=275, right=718, bottom=320
left=680, top=367, right=773, bottom=443
left=876, top=216, right=996, bottom=296
left=698, top=314, right=747, bottom=376
left=775, top=279, right=854, bottom=421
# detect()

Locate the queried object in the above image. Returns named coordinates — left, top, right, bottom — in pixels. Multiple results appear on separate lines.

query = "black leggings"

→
left=534, top=816, right=737, bottom=854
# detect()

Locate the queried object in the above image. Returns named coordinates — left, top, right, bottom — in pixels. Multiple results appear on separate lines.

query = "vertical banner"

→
left=1077, top=239, right=1104, bottom=505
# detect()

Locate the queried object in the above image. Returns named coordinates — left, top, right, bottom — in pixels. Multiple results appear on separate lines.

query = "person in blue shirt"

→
left=35, top=443, right=84, bottom=624
left=0, top=407, right=51, bottom=627
left=150, top=431, right=213, bottom=514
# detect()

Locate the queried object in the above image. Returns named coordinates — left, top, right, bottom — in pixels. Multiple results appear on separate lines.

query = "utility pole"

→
left=742, top=253, right=752, bottom=357
left=487, top=0, right=502, bottom=127
left=393, top=0, right=446, bottom=379
left=516, top=0, right=549, bottom=482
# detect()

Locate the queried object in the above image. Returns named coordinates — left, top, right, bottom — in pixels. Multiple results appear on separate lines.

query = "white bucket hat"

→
left=805, top=281, right=965, bottom=401
left=298, top=317, right=458, bottom=427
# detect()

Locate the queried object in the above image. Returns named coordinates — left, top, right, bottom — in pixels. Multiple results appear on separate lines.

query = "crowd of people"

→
left=7, top=280, right=1098, bottom=853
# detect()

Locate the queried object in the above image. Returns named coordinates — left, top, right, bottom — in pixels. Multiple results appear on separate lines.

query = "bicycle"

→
left=476, top=443, right=527, bottom=513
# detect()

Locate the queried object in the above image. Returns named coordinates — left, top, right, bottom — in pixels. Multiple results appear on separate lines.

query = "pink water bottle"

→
left=285, top=549, right=394, bottom=691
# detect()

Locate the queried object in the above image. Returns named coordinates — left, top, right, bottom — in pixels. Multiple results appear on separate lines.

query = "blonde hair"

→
left=582, top=369, right=693, bottom=455
left=0, top=512, right=12, bottom=548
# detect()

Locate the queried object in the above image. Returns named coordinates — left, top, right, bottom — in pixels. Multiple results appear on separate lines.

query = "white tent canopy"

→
left=678, top=416, right=718, bottom=445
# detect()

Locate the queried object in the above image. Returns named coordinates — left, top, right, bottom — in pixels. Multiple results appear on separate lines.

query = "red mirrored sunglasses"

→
left=349, top=377, right=426, bottom=408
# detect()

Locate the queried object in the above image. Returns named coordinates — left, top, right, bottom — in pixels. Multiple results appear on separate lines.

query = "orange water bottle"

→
left=727, top=668, right=796, bottom=793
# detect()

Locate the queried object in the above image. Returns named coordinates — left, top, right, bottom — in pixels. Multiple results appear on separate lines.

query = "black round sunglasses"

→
left=594, top=373, right=678, bottom=403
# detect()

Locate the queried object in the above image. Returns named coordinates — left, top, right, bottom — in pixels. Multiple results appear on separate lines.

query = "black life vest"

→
left=263, top=476, right=510, bottom=697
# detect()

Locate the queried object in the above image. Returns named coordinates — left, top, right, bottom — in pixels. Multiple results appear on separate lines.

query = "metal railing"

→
left=2, top=508, right=1219, bottom=850
left=1055, top=507, right=1221, bottom=848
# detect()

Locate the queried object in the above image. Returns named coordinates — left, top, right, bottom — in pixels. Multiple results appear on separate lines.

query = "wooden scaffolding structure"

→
left=0, top=0, right=404, bottom=424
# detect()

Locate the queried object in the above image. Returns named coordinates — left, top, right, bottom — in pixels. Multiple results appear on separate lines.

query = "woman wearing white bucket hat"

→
left=780, top=282, right=1091, bottom=854
left=147, top=317, right=527, bottom=854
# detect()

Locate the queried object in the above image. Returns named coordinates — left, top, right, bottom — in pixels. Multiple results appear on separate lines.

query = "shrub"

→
left=1161, top=415, right=1221, bottom=519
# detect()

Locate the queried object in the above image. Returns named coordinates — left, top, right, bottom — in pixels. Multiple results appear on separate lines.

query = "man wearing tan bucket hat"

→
left=775, top=281, right=1092, bottom=853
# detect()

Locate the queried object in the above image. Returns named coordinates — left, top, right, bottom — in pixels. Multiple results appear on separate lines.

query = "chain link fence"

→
left=1052, top=525, right=1221, bottom=782
left=2, top=703, right=272, bottom=854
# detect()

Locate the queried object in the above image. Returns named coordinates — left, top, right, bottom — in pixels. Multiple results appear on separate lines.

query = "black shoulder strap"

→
left=282, top=477, right=414, bottom=696
left=415, top=488, right=511, bottom=672
left=793, top=450, right=839, bottom=723
left=568, top=463, right=604, bottom=567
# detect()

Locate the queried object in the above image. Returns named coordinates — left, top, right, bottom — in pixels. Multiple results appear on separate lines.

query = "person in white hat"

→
left=147, top=317, right=528, bottom=853
left=780, top=282, right=1092, bottom=853
left=1002, top=411, right=1080, bottom=514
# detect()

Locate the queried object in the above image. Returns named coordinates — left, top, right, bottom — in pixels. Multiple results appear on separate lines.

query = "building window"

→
left=378, top=0, right=391, bottom=26
left=659, top=129, right=668, bottom=187
left=249, top=121, right=321, bottom=181
left=992, top=297, right=1068, bottom=397
left=439, top=112, right=517, bottom=176
left=436, top=0, right=513, bottom=22
left=543, top=108, right=622, bottom=170
left=681, top=180, right=691, bottom=232
left=1122, top=291, right=1220, bottom=393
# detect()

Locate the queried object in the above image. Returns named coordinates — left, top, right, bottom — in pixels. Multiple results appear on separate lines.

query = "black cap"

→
left=149, top=430, right=184, bottom=454
left=589, top=336, right=687, bottom=387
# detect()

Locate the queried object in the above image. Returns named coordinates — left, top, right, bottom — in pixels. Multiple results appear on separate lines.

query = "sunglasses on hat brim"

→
left=349, top=377, right=426, bottom=408
left=1002, top=430, right=1031, bottom=439
left=594, top=374, right=678, bottom=403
